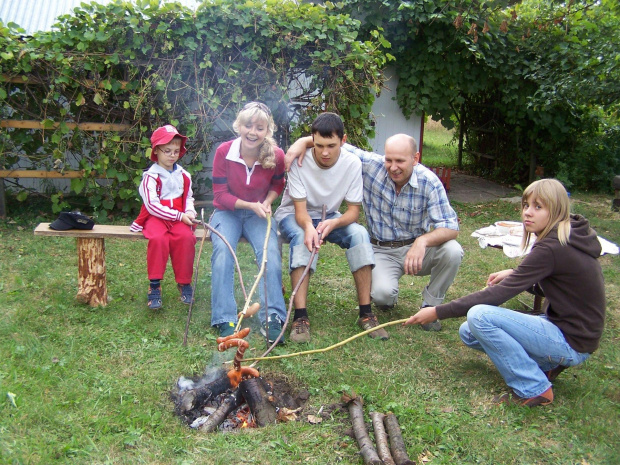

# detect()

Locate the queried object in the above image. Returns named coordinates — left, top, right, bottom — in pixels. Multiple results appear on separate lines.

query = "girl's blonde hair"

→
left=521, top=178, right=571, bottom=249
left=232, top=102, right=277, bottom=169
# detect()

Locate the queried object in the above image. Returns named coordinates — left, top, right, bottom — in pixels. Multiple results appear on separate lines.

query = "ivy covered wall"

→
left=0, top=0, right=390, bottom=216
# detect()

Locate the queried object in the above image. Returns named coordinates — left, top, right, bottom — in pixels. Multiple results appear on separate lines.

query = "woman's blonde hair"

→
left=232, top=102, right=277, bottom=169
left=521, top=178, right=571, bottom=249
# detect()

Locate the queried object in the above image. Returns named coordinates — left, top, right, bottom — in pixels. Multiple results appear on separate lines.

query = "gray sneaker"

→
left=290, top=317, right=311, bottom=343
left=421, top=320, right=442, bottom=331
left=357, top=313, right=389, bottom=340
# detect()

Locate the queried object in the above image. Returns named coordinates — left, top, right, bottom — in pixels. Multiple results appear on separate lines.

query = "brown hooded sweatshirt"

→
left=436, top=214, right=605, bottom=353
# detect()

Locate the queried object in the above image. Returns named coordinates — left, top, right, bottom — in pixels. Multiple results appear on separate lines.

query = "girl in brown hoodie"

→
left=404, top=179, right=605, bottom=407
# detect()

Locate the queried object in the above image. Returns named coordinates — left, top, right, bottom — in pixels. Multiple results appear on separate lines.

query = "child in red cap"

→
left=131, top=125, right=197, bottom=309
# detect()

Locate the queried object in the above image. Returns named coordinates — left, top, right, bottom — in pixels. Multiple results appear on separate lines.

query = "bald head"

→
left=385, top=134, right=418, bottom=156
left=383, top=134, right=420, bottom=191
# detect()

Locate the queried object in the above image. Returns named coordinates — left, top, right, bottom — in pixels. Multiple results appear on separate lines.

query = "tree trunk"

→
left=76, top=237, right=107, bottom=307
left=238, top=377, right=277, bottom=427
left=383, top=413, right=415, bottom=465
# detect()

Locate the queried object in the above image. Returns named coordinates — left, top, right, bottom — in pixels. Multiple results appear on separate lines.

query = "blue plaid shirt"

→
left=342, top=143, right=459, bottom=241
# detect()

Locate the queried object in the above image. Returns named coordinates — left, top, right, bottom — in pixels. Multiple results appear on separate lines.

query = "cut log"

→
left=76, top=237, right=108, bottom=306
left=199, top=390, right=242, bottom=433
left=238, top=377, right=277, bottom=427
left=384, top=413, right=415, bottom=465
left=177, top=373, right=232, bottom=414
left=370, top=411, right=395, bottom=465
left=344, top=395, right=381, bottom=465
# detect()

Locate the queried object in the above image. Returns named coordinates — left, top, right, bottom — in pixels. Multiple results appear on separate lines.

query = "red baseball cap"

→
left=150, top=125, right=188, bottom=161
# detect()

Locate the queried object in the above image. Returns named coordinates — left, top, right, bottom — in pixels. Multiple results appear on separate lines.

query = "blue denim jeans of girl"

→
left=210, top=209, right=286, bottom=328
left=278, top=212, right=374, bottom=273
left=459, top=305, right=590, bottom=398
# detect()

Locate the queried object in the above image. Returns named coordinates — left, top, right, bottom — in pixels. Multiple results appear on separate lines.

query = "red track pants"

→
left=142, top=216, right=196, bottom=284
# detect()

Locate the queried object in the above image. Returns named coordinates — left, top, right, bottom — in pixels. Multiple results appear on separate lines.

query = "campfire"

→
left=172, top=327, right=308, bottom=432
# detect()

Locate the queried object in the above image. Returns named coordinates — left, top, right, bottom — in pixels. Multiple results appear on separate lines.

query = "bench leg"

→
left=76, top=237, right=108, bottom=307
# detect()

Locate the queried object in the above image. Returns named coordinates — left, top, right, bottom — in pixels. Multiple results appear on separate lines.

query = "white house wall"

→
left=370, top=66, right=423, bottom=155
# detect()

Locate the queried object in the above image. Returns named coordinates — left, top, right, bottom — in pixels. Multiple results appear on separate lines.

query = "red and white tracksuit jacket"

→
left=131, top=163, right=196, bottom=283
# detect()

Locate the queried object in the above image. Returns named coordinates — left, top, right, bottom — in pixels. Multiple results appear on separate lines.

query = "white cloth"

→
left=472, top=222, right=619, bottom=258
left=274, top=148, right=363, bottom=222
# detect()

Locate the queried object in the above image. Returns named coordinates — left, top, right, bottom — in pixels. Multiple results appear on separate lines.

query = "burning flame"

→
left=235, top=408, right=256, bottom=429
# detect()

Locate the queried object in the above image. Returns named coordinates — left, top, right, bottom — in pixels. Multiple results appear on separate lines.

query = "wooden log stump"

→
left=76, top=237, right=108, bottom=307
left=238, top=377, right=277, bottom=427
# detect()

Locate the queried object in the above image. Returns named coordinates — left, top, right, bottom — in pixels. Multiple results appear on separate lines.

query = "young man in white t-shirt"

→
left=274, top=112, right=387, bottom=343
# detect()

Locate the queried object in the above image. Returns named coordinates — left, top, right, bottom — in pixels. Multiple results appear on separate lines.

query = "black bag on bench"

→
left=50, top=211, right=95, bottom=231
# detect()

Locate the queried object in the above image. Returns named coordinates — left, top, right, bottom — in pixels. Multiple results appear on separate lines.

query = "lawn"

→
left=421, top=119, right=458, bottom=168
left=1, top=192, right=619, bottom=464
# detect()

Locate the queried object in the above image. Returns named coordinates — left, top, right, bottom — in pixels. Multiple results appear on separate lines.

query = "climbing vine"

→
left=0, top=0, right=388, bottom=216
left=338, top=0, right=620, bottom=190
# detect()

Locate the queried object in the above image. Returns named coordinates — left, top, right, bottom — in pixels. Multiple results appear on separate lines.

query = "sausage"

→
left=238, top=302, right=260, bottom=319
left=227, top=367, right=260, bottom=388
left=216, top=327, right=250, bottom=344
left=217, top=338, right=250, bottom=352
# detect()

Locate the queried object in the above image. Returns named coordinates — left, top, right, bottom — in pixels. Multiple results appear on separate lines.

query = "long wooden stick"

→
left=183, top=209, right=207, bottom=346
left=236, top=213, right=271, bottom=332
left=238, top=319, right=408, bottom=364
left=203, top=221, right=248, bottom=301
left=253, top=205, right=326, bottom=362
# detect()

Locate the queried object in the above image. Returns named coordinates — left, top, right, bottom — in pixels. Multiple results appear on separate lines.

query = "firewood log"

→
left=370, top=411, right=395, bottom=465
left=238, top=377, right=277, bottom=427
left=384, top=413, right=415, bottom=465
left=343, top=394, right=381, bottom=465
left=199, top=390, right=242, bottom=433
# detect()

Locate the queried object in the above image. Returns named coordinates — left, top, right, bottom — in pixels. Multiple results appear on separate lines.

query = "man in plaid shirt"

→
left=286, top=133, right=463, bottom=331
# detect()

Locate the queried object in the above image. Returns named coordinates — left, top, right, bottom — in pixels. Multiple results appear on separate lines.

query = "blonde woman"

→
left=210, top=102, right=287, bottom=343
left=405, top=179, right=606, bottom=407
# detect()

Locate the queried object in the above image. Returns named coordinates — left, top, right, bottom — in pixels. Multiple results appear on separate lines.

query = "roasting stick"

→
left=254, top=205, right=327, bottom=362
left=183, top=209, right=208, bottom=346
left=235, top=213, right=272, bottom=333
left=233, top=319, right=409, bottom=364
left=183, top=215, right=249, bottom=345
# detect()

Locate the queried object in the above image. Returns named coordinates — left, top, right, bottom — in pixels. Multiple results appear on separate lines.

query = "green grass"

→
left=1, top=195, right=619, bottom=464
left=421, top=120, right=458, bottom=168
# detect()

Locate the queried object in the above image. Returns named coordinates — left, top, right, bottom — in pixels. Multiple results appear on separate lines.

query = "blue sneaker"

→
left=261, top=315, right=285, bottom=345
left=147, top=285, right=162, bottom=310
left=178, top=284, right=194, bottom=304
left=217, top=322, right=235, bottom=338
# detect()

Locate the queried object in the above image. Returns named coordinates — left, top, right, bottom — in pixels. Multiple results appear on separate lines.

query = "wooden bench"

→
left=34, top=223, right=218, bottom=307
left=34, top=222, right=286, bottom=308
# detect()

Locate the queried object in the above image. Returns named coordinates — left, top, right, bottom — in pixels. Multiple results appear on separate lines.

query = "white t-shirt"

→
left=274, top=148, right=363, bottom=222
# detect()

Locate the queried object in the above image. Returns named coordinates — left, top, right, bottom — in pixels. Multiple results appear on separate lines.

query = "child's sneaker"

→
left=178, top=284, right=194, bottom=304
left=261, top=315, right=285, bottom=345
left=147, top=285, right=162, bottom=310
left=217, top=322, right=236, bottom=338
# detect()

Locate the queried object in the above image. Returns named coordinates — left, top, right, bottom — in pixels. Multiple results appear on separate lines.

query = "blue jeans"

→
left=209, top=209, right=286, bottom=327
left=459, top=305, right=591, bottom=398
left=277, top=212, right=374, bottom=273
